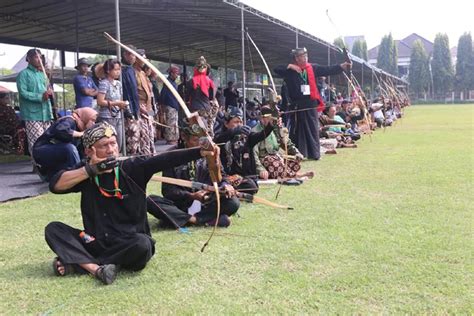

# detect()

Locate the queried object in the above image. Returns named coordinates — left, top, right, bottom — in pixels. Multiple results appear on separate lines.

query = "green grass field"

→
left=0, top=105, right=472, bottom=314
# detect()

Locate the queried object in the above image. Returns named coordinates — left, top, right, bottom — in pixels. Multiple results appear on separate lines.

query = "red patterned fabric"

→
left=192, top=69, right=215, bottom=98
left=302, top=63, right=325, bottom=112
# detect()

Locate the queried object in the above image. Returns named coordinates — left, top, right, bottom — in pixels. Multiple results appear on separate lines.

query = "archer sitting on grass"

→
left=147, top=119, right=240, bottom=228
left=45, top=121, right=216, bottom=285
left=213, top=106, right=274, bottom=195
left=252, top=106, right=313, bottom=181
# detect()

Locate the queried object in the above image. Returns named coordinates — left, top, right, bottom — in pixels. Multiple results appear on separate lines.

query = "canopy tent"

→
left=0, top=81, right=67, bottom=93
left=0, top=0, right=406, bottom=89
left=0, top=68, right=77, bottom=85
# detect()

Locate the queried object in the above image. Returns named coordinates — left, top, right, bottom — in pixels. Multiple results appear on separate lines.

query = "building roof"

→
left=368, top=33, right=434, bottom=60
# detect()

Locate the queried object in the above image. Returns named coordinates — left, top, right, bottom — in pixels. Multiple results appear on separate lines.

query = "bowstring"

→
left=118, top=165, right=197, bottom=239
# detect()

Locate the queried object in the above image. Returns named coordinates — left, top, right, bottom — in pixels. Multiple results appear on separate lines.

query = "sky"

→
left=243, top=0, right=472, bottom=49
left=0, top=0, right=472, bottom=69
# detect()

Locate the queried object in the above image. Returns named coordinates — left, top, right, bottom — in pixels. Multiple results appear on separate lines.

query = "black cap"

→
left=260, top=105, right=273, bottom=117
left=75, top=57, right=91, bottom=69
left=291, top=47, right=307, bottom=56
left=224, top=107, right=243, bottom=121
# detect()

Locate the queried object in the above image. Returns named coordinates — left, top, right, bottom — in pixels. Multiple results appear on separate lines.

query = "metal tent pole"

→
left=115, top=0, right=121, bottom=61
left=75, top=1, right=79, bottom=64
left=361, top=64, right=364, bottom=94
left=371, top=69, right=374, bottom=99
left=61, top=50, right=65, bottom=115
left=224, top=36, right=228, bottom=84
left=327, top=45, right=330, bottom=87
left=114, top=0, right=126, bottom=155
left=241, top=6, right=246, bottom=122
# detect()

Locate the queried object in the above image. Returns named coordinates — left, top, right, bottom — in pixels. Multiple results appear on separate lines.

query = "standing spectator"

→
left=121, top=47, right=140, bottom=153
left=216, top=87, right=225, bottom=109
left=145, top=66, right=161, bottom=140
left=121, top=47, right=140, bottom=119
left=223, top=81, right=239, bottom=109
left=96, top=59, right=128, bottom=152
left=159, top=65, right=181, bottom=145
left=16, top=48, right=53, bottom=164
left=144, top=65, right=159, bottom=115
left=73, top=58, right=98, bottom=108
left=177, top=73, right=188, bottom=101
left=317, top=77, right=327, bottom=101
left=336, top=92, right=344, bottom=104
left=328, top=84, right=337, bottom=102
left=273, top=47, right=350, bottom=160
left=133, top=49, right=155, bottom=155
left=186, top=56, right=218, bottom=137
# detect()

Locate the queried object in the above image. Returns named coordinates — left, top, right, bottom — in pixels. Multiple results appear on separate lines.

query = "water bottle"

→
left=79, top=231, right=95, bottom=243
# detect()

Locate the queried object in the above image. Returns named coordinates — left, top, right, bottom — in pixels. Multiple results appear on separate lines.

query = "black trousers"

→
left=235, top=176, right=259, bottom=195
left=147, top=195, right=240, bottom=228
left=147, top=196, right=192, bottom=228
left=287, top=101, right=321, bottom=160
left=45, top=221, right=155, bottom=271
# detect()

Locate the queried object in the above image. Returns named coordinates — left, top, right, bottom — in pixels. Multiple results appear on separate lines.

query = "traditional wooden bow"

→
left=151, top=175, right=293, bottom=210
left=336, top=45, right=373, bottom=140
left=246, top=30, right=290, bottom=199
left=274, top=127, right=289, bottom=200
left=104, top=32, right=222, bottom=252
left=342, top=71, right=373, bottom=140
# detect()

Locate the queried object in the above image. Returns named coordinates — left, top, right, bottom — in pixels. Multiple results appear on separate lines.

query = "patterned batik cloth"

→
left=138, top=105, right=156, bottom=155
left=197, top=101, right=219, bottom=138
left=163, top=105, right=179, bottom=143
left=25, top=120, right=51, bottom=156
left=125, top=118, right=141, bottom=155
left=261, top=154, right=300, bottom=179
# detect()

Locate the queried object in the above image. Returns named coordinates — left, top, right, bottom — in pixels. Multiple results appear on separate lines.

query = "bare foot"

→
left=54, top=258, right=66, bottom=276
left=297, top=171, right=314, bottom=179
left=79, top=262, right=101, bottom=275
left=341, top=143, right=357, bottom=148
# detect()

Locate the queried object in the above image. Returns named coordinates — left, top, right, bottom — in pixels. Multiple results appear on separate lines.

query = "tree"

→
left=0, top=68, right=14, bottom=76
left=454, top=32, right=474, bottom=98
left=351, top=39, right=368, bottom=61
left=377, top=33, right=398, bottom=76
left=333, top=37, right=345, bottom=49
left=431, top=33, right=454, bottom=98
left=361, top=40, right=368, bottom=61
left=408, top=40, right=430, bottom=99
left=88, top=54, right=113, bottom=64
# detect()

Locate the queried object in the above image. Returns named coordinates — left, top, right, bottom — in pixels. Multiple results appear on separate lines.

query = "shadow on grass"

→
left=3, top=260, right=60, bottom=281
left=3, top=260, right=145, bottom=285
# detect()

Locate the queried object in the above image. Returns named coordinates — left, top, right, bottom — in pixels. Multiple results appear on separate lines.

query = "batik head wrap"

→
left=82, top=121, right=117, bottom=148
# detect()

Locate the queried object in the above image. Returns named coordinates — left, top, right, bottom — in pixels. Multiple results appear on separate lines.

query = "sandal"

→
left=94, top=264, right=117, bottom=285
left=52, top=257, right=75, bottom=276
